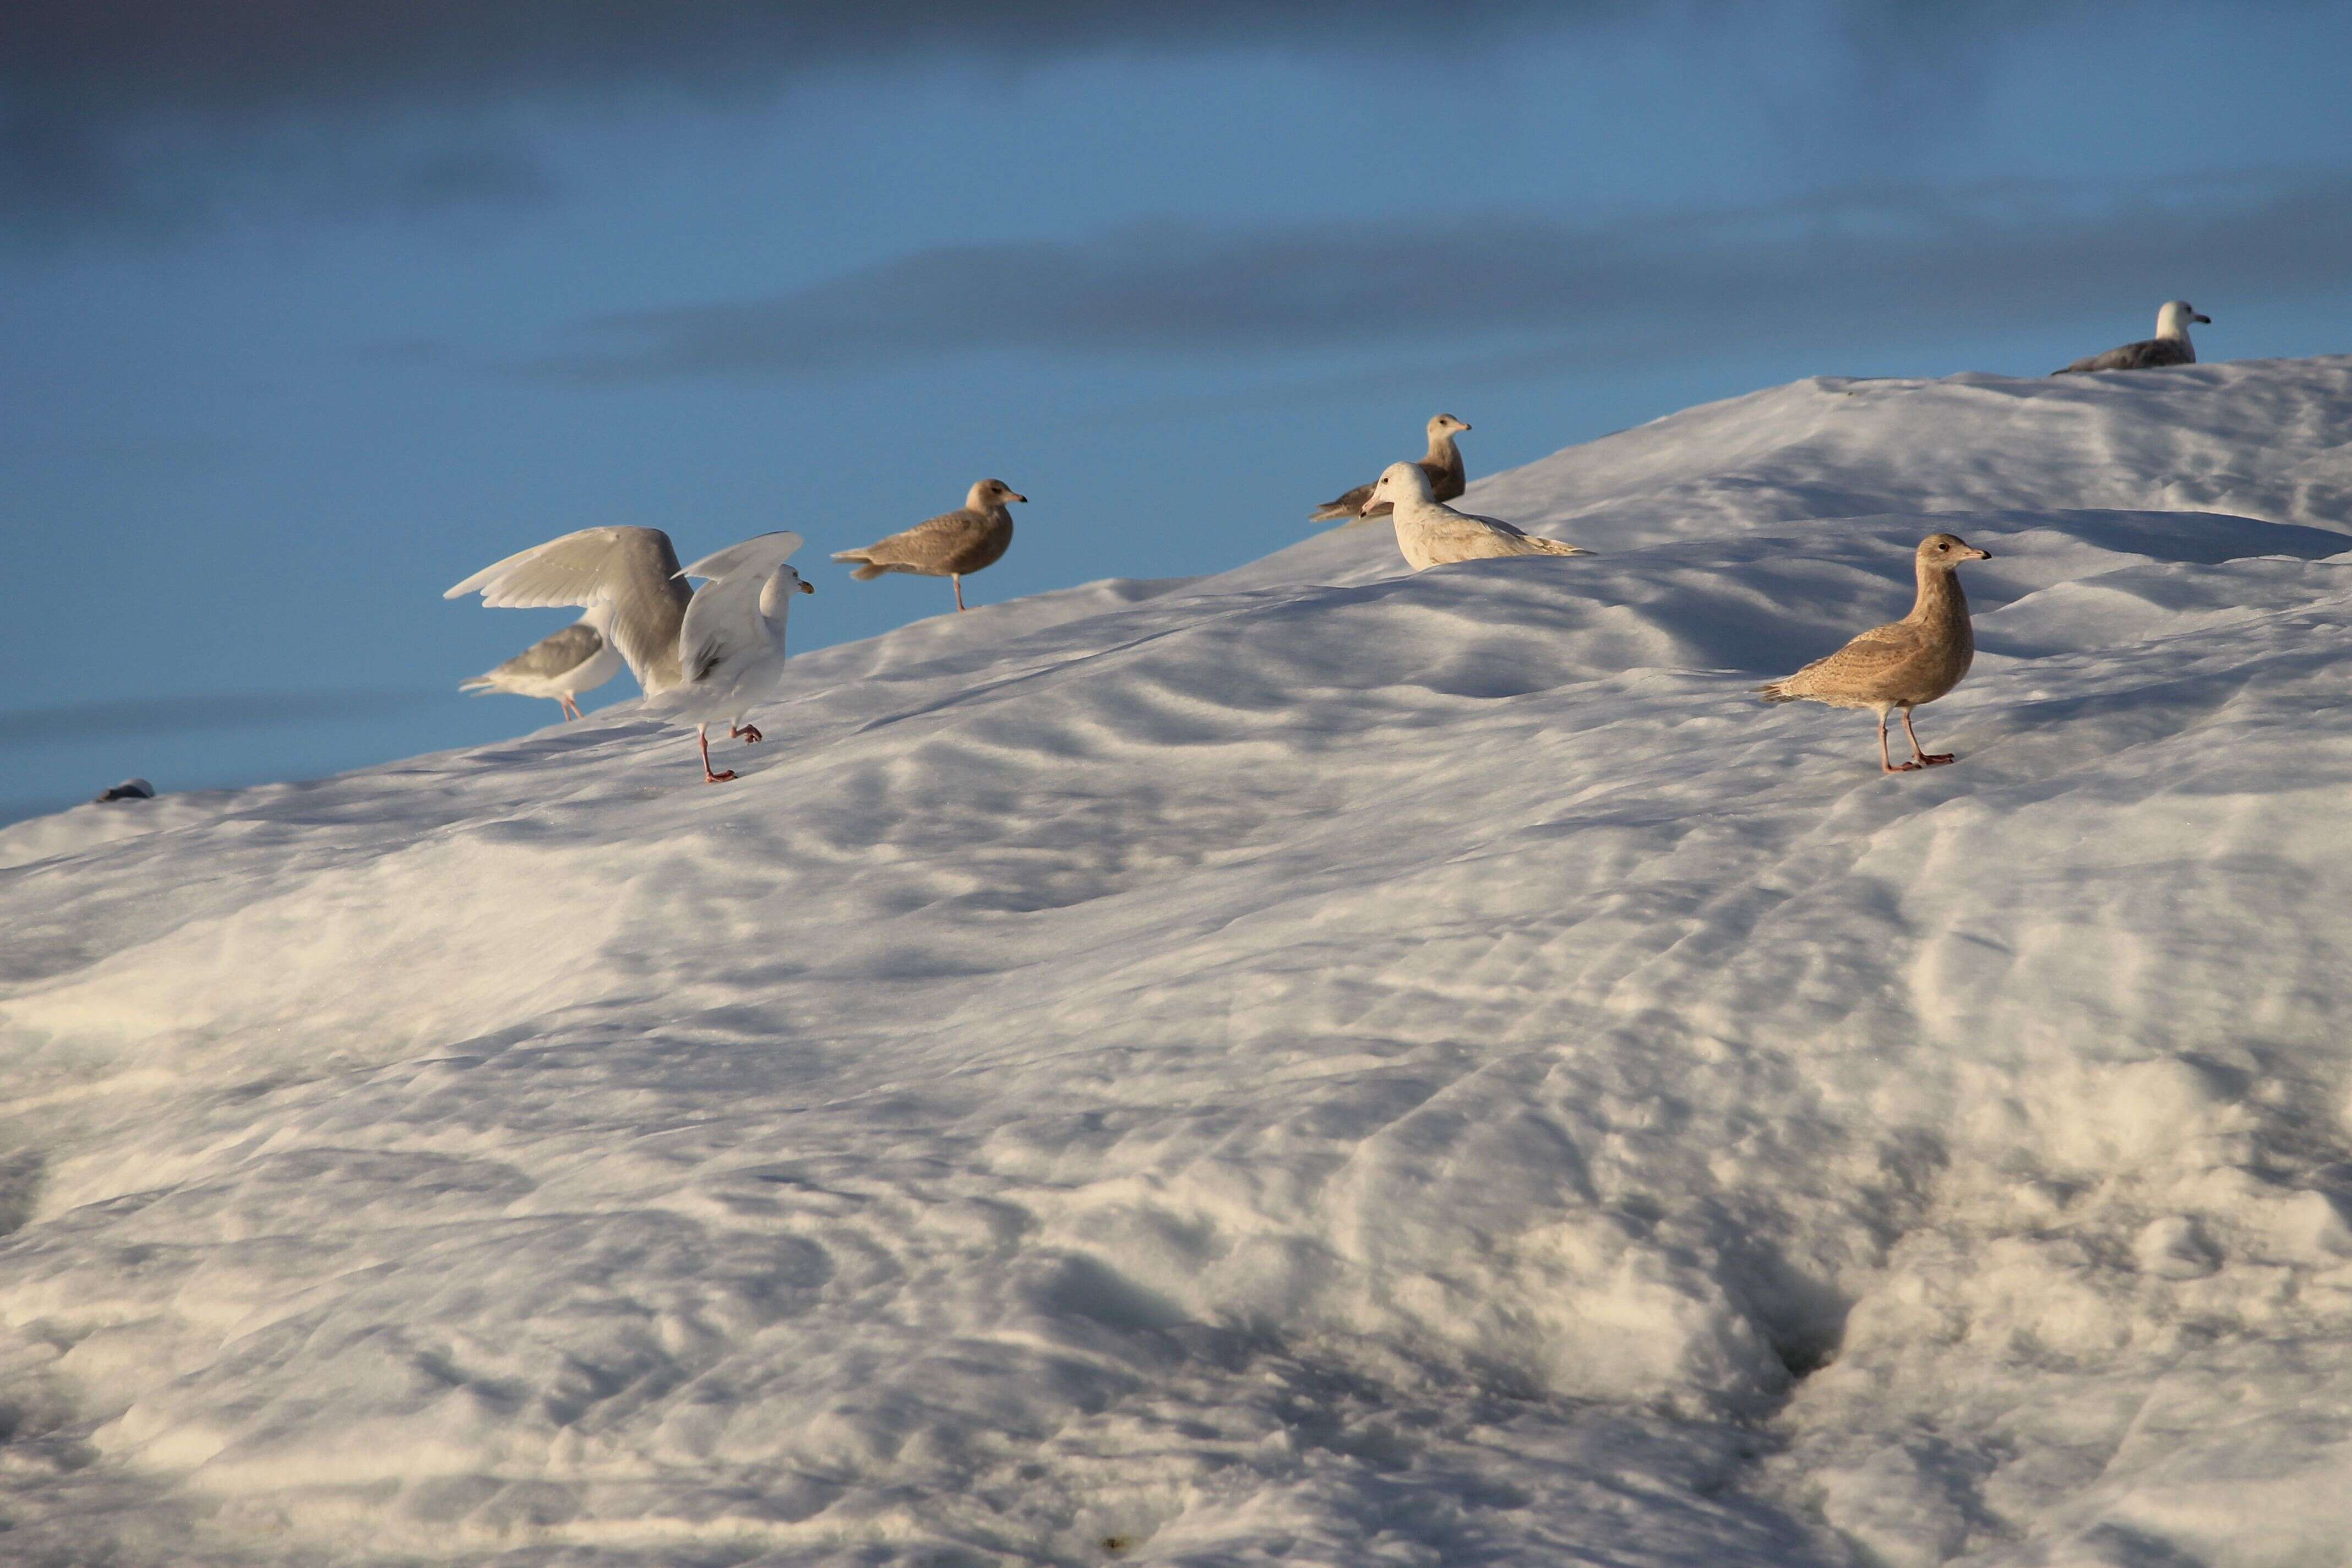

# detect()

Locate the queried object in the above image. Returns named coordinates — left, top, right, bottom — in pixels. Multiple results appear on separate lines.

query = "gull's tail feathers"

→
left=1309, top=482, right=1376, bottom=523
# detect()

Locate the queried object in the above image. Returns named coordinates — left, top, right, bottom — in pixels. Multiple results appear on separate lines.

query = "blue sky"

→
left=5, top=1, right=2349, bottom=821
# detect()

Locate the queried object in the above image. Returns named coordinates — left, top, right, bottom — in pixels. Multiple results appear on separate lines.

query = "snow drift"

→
left=5, top=358, right=2352, bottom=1566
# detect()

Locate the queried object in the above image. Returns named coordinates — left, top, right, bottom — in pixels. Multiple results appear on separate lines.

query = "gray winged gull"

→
left=644, top=533, right=814, bottom=782
left=1360, top=462, right=1587, bottom=570
left=1311, top=413, right=1471, bottom=524
left=460, top=607, right=623, bottom=720
left=445, top=526, right=694, bottom=694
left=448, top=527, right=814, bottom=781
left=833, top=479, right=1026, bottom=612
left=2054, top=301, right=2209, bottom=374
left=1758, top=533, right=1991, bottom=773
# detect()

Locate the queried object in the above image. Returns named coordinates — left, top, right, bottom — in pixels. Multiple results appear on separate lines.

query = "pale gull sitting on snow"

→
left=834, top=479, right=1026, bottom=612
left=2054, top=301, right=2210, bottom=374
left=460, top=606, right=623, bottom=721
left=1311, top=413, right=1471, bottom=525
left=1758, top=533, right=1991, bottom=774
left=643, top=533, right=814, bottom=783
left=1360, top=461, right=1587, bottom=570
left=445, top=526, right=695, bottom=694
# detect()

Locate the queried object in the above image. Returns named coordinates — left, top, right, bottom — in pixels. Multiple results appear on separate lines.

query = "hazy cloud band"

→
left=0, top=689, right=443, bottom=746
left=536, top=172, right=2352, bottom=380
left=0, top=1, right=2250, bottom=233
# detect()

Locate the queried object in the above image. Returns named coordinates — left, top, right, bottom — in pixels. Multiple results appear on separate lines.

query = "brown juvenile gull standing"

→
left=834, top=479, right=1027, bottom=612
left=2053, top=301, right=2210, bottom=374
left=1310, top=413, right=1471, bottom=524
left=460, top=607, right=623, bottom=720
left=1359, top=462, right=1586, bottom=570
left=1758, top=533, right=1992, bottom=774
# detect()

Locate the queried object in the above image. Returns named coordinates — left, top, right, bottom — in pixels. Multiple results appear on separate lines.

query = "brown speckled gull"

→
left=834, top=479, right=1026, bottom=612
left=1758, top=533, right=1992, bottom=773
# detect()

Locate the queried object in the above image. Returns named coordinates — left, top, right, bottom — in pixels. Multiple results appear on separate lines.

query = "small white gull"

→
left=448, top=527, right=814, bottom=782
left=460, top=606, right=623, bottom=720
left=1360, top=462, right=1587, bottom=570
left=2054, top=301, right=2209, bottom=374
left=644, top=532, right=814, bottom=783
left=1758, top=532, right=1991, bottom=773
left=834, top=480, right=1026, bottom=612
left=1311, top=413, right=1471, bottom=525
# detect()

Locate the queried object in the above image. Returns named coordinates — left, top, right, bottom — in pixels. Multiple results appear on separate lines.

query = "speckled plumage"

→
left=1760, top=533, right=1991, bottom=772
left=835, top=480, right=1026, bottom=611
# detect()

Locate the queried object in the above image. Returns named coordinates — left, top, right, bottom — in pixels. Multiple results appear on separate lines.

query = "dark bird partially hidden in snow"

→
left=2054, top=301, right=2209, bottom=374
left=1760, top=533, right=1991, bottom=774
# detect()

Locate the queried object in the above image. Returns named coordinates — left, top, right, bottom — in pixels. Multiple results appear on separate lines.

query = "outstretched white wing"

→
left=676, top=532, right=805, bottom=686
left=445, top=526, right=692, bottom=693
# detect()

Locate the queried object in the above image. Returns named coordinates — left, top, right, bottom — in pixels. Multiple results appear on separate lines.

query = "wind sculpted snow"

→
left=4, top=360, right=2352, bottom=1565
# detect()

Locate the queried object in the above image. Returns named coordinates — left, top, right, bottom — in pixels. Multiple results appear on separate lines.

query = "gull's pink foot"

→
left=1898, top=713, right=1954, bottom=769
left=1883, top=760, right=1925, bottom=774
left=697, top=726, right=739, bottom=782
left=731, top=724, right=764, bottom=744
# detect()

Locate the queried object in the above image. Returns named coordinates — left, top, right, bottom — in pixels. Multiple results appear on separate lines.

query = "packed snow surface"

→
left=6, top=358, right=2352, bottom=1566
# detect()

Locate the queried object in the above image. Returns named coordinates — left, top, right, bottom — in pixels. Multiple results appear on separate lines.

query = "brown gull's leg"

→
left=562, top=695, right=580, bottom=721
left=953, top=574, right=967, bottom=612
left=1902, top=707, right=1956, bottom=767
left=1880, top=711, right=1923, bottom=774
left=699, top=725, right=737, bottom=783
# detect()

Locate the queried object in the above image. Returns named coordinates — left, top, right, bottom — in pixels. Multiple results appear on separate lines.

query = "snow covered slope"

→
left=5, top=358, right=2352, bottom=1567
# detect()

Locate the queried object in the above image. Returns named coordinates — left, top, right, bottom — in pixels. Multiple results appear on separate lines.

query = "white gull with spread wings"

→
left=447, top=527, right=813, bottom=781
